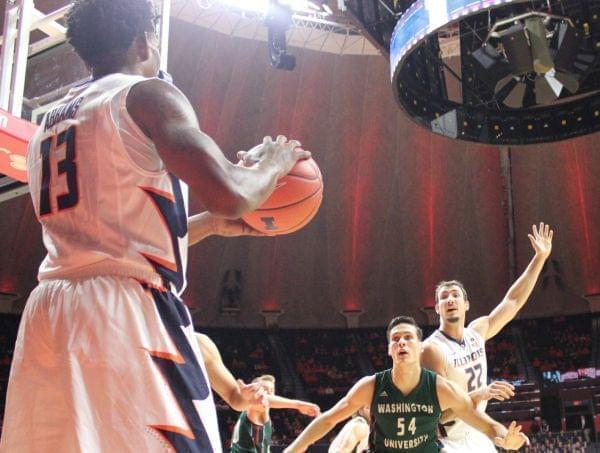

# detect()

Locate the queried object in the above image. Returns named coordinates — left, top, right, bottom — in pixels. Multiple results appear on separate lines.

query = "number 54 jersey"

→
left=27, top=73, right=188, bottom=294
left=425, top=328, right=488, bottom=441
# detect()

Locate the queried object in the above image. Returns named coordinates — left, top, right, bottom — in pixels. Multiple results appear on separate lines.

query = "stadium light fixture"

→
left=220, top=0, right=327, bottom=14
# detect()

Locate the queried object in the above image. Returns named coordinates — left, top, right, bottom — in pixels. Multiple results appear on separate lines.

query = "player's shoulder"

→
left=424, top=329, right=446, bottom=345
left=350, top=374, right=377, bottom=401
left=422, top=336, right=447, bottom=358
left=357, top=374, right=377, bottom=387
left=464, top=320, right=487, bottom=342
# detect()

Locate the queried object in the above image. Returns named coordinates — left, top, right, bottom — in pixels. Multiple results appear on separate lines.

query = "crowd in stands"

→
left=202, top=329, right=280, bottom=385
left=522, top=316, right=592, bottom=374
left=486, top=330, right=524, bottom=381
left=283, top=330, right=362, bottom=403
left=526, top=429, right=588, bottom=452
left=1, top=314, right=600, bottom=449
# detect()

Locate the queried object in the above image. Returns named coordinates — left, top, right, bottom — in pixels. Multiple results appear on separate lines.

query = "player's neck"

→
left=391, top=364, right=422, bottom=395
left=439, top=320, right=465, bottom=342
left=247, top=407, right=270, bottom=425
left=91, top=62, right=145, bottom=80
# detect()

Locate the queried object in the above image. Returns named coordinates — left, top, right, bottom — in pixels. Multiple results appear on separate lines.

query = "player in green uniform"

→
left=284, top=316, right=528, bottom=452
left=230, top=374, right=320, bottom=452
left=230, top=376, right=276, bottom=452
left=195, top=334, right=320, bottom=452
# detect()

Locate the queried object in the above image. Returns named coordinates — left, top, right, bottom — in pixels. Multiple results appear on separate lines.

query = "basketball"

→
left=242, top=156, right=323, bottom=235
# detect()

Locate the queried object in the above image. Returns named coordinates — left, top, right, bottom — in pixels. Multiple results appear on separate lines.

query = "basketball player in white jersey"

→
left=0, top=1, right=309, bottom=452
left=422, top=222, right=553, bottom=452
left=328, top=406, right=370, bottom=453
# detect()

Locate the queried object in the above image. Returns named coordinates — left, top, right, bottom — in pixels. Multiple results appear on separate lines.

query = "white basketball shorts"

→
left=0, top=276, right=221, bottom=453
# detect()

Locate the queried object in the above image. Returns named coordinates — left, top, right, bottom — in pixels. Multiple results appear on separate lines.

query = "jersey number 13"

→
left=39, top=126, right=78, bottom=216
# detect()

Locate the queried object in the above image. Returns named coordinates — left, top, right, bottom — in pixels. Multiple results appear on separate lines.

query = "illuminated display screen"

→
left=390, top=0, right=520, bottom=79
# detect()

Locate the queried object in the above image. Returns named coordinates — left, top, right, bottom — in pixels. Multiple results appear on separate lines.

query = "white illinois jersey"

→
left=27, top=73, right=188, bottom=294
left=426, top=327, right=489, bottom=440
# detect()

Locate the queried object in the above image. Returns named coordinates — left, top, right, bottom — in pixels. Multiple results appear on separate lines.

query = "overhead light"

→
left=525, top=17, right=553, bottom=73
left=499, top=23, right=534, bottom=75
left=219, top=0, right=322, bottom=14
left=266, top=2, right=296, bottom=70
left=220, top=0, right=269, bottom=13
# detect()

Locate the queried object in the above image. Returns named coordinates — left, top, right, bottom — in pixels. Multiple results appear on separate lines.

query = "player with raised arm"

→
left=422, top=223, right=553, bottom=452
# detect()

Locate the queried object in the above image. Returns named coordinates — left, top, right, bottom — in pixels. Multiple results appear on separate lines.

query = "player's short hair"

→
left=435, top=280, right=468, bottom=304
left=67, top=0, right=156, bottom=68
left=252, top=374, right=276, bottom=384
left=386, top=316, right=422, bottom=341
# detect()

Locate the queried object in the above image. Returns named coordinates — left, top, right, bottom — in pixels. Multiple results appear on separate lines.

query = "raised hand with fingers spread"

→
left=528, top=221, right=553, bottom=259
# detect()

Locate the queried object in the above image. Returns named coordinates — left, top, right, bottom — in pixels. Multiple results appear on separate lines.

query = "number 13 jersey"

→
left=27, top=73, right=188, bottom=294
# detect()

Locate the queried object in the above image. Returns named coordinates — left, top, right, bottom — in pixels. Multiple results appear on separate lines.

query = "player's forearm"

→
left=188, top=212, right=215, bottom=245
left=442, top=389, right=480, bottom=422
left=458, top=407, right=506, bottom=441
left=468, top=387, right=487, bottom=406
left=285, top=416, right=336, bottom=452
left=226, top=160, right=280, bottom=216
left=505, top=253, right=547, bottom=307
left=267, top=394, right=302, bottom=410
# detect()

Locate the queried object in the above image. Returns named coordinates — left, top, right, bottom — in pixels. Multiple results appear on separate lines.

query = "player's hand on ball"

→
left=480, top=381, right=515, bottom=402
left=239, top=135, right=310, bottom=177
left=528, top=222, right=553, bottom=259
left=494, top=421, right=529, bottom=450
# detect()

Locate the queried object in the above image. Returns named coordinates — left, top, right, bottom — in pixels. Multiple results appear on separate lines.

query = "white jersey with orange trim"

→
left=426, top=327, right=496, bottom=451
left=4, top=73, right=223, bottom=452
left=27, top=73, right=188, bottom=294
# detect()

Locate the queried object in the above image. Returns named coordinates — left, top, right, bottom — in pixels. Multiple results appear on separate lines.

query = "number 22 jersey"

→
left=426, top=328, right=488, bottom=441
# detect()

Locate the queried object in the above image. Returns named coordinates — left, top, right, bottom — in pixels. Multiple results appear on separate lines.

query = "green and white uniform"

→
left=370, top=368, right=441, bottom=452
left=230, top=411, right=272, bottom=452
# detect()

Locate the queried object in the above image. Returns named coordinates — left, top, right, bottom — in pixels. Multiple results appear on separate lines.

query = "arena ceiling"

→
left=0, top=1, right=598, bottom=327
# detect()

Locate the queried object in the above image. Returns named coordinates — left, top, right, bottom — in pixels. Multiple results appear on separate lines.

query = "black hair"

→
left=67, top=0, right=156, bottom=68
left=386, top=316, right=423, bottom=341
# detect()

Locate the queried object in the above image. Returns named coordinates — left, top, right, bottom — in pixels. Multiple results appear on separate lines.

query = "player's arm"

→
left=267, top=394, right=320, bottom=417
left=284, top=376, right=375, bottom=453
left=421, top=342, right=456, bottom=423
left=195, top=333, right=266, bottom=411
left=329, top=419, right=369, bottom=453
left=470, top=222, right=553, bottom=340
left=421, top=341, right=448, bottom=377
left=127, top=78, right=309, bottom=218
left=436, top=376, right=529, bottom=450
left=421, top=342, right=514, bottom=417
left=187, top=211, right=263, bottom=245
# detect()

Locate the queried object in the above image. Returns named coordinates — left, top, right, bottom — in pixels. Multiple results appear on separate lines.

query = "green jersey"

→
left=370, top=368, right=442, bottom=452
left=230, top=411, right=272, bottom=453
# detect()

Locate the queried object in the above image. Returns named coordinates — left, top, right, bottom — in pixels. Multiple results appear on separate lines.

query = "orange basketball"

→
left=242, top=157, right=323, bottom=235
